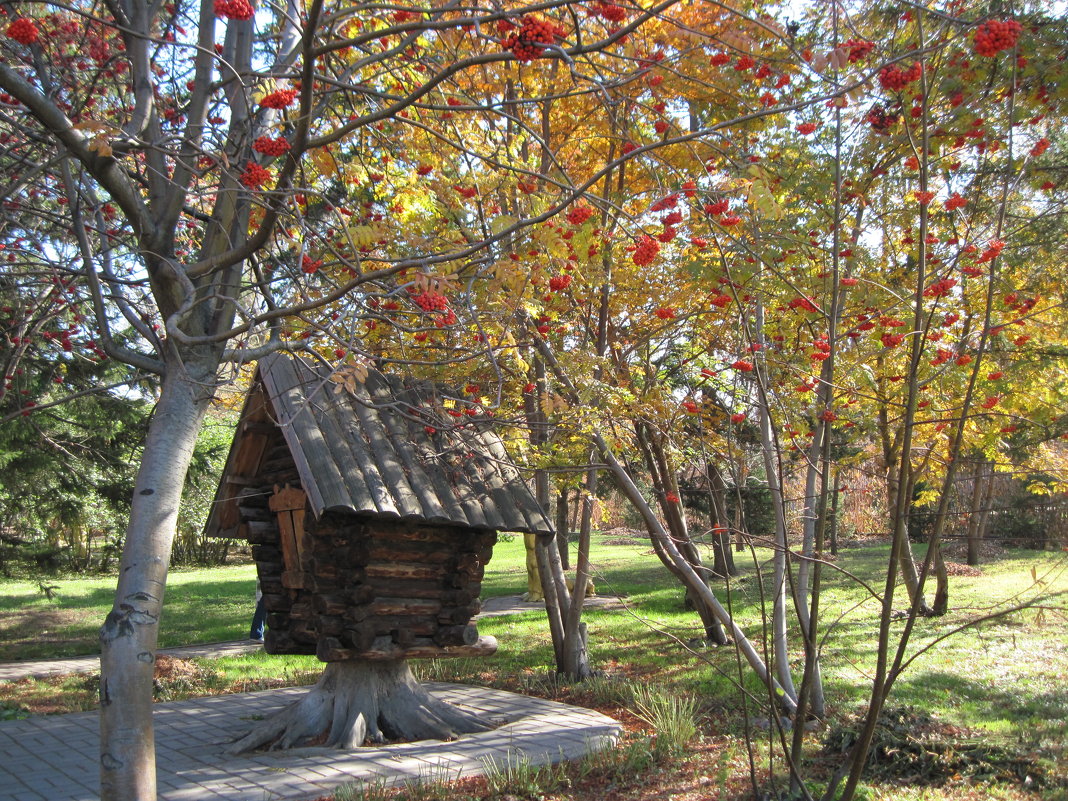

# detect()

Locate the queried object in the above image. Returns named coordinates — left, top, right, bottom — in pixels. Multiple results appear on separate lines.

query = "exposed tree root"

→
left=227, top=659, right=493, bottom=753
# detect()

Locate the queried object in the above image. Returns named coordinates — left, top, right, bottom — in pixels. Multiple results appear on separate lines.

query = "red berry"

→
left=6, top=17, right=39, bottom=45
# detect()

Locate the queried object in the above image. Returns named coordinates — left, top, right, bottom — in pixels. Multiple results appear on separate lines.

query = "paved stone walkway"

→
left=0, top=683, right=620, bottom=801
left=0, top=594, right=626, bottom=801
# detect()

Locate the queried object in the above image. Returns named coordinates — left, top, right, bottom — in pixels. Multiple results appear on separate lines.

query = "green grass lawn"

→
left=0, top=564, right=261, bottom=660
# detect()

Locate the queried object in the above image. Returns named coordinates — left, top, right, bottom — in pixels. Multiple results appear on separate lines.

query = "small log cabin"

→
left=204, top=353, right=553, bottom=662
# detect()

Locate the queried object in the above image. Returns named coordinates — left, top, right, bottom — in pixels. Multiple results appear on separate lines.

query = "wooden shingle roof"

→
left=206, top=353, right=553, bottom=536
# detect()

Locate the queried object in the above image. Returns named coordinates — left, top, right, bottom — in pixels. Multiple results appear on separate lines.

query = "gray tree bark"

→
left=227, top=660, right=492, bottom=753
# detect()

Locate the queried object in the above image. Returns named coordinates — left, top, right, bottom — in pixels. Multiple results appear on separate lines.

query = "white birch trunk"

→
left=99, top=364, right=213, bottom=801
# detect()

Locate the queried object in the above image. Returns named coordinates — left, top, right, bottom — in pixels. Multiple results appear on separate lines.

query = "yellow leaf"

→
left=490, top=215, right=518, bottom=236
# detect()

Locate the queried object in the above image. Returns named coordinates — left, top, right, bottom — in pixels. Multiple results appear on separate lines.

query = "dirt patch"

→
left=598, top=527, right=647, bottom=547
left=0, top=607, right=98, bottom=661
left=823, top=706, right=1058, bottom=789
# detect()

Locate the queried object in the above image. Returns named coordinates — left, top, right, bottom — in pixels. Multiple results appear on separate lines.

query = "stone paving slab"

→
left=0, top=683, right=620, bottom=801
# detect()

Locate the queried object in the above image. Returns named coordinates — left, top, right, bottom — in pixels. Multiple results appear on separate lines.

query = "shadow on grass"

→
left=894, top=669, right=1068, bottom=744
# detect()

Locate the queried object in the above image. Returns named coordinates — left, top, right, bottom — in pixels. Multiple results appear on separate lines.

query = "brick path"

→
left=0, top=683, right=620, bottom=801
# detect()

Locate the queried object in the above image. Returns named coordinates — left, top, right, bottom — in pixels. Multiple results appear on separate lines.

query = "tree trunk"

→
left=227, top=659, right=493, bottom=753
left=555, top=489, right=571, bottom=571
left=99, top=363, right=214, bottom=801
left=706, top=461, right=737, bottom=578
left=523, top=532, right=544, bottom=601
left=561, top=465, right=597, bottom=679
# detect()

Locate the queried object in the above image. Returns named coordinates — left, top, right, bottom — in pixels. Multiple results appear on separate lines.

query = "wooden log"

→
left=367, top=542, right=456, bottom=563
left=434, top=624, right=479, bottom=647
left=391, top=628, right=417, bottom=648
left=260, top=577, right=284, bottom=596
left=344, top=623, right=377, bottom=651
left=364, top=563, right=440, bottom=581
left=316, top=636, right=354, bottom=662
left=252, top=544, right=281, bottom=562
left=437, top=600, right=481, bottom=625
left=313, top=594, right=349, bottom=616
left=262, top=594, right=290, bottom=614
left=360, top=579, right=474, bottom=605
left=245, top=521, right=277, bottom=544
left=348, top=584, right=375, bottom=605
left=383, top=526, right=459, bottom=545
left=344, top=542, right=371, bottom=564
left=290, top=618, right=318, bottom=639
left=363, top=616, right=438, bottom=637
left=355, top=634, right=498, bottom=661
left=361, top=577, right=443, bottom=600
left=368, top=597, right=442, bottom=617
left=238, top=505, right=272, bottom=522
left=310, top=560, right=340, bottom=581
left=265, top=629, right=316, bottom=655
left=318, top=615, right=346, bottom=637
left=455, top=553, right=482, bottom=571
left=253, top=560, right=283, bottom=577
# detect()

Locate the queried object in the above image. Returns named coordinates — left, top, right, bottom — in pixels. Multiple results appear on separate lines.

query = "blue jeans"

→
left=249, top=596, right=267, bottom=640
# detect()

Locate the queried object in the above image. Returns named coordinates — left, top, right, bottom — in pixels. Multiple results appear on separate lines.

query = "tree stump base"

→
left=226, top=659, right=493, bottom=753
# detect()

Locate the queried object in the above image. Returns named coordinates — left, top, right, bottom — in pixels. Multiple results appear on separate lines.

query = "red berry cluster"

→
left=412, top=291, right=448, bottom=312
left=253, top=136, right=290, bottom=156
left=503, top=16, right=566, bottom=62
left=240, top=161, right=271, bottom=189
left=865, top=104, right=898, bottom=134
left=592, top=2, right=626, bottom=22
left=710, top=294, right=731, bottom=308
left=548, top=274, right=572, bottom=291
left=301, top=255, right=323, bottom=274
left=878, top=62, right=922, bottom=92
left=945, top=193, right=967, bottom=210
left=788, top=296, right=819, bottom=313
left=914, top=190, right=936, bottom=206
left=796, top=122, right=818, bottom=135
left=845, top=39, right=874, bottom=62
left=566, top=205, right=595, bottom=225
left=214, top=0, right=254, bottom=20
left=6, top=17, right=39, bottom=45
left=654, top=307, right=676, bottom=319
left=632, top=235, right=660, bottom=267
left=1030, top=137, right=1050, bottom=157
left=259, top=88, right=298, bottom=109
left=976, top=239, right=1005, bottom=263
left=973, top=19, right=1021, bottom=57
left=923, top=278, right=957, bottom=298
left=649, top=193, right=679, bottom=212
left=731, top=360, right=754, bottom=372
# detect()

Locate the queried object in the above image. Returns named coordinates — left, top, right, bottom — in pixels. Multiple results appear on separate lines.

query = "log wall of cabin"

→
left=241, top=422, right=497, bottom=660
